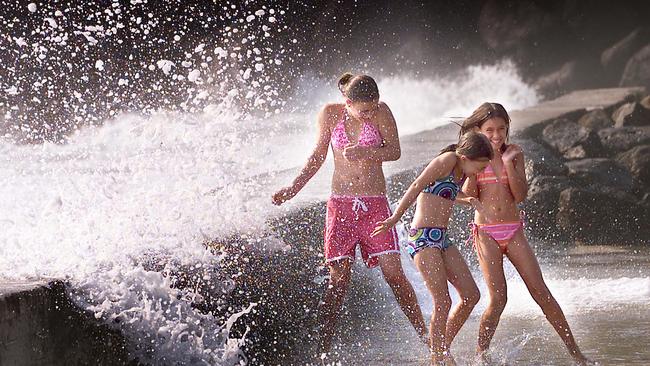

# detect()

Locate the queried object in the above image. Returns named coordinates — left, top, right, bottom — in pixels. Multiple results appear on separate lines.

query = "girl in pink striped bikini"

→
left=272, top=73, right=426, bottom=354
left=460, top=103, right=591, bottom=365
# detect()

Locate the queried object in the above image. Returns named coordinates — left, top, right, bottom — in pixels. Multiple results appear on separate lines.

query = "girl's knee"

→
left=489, top=293, right=507, bottom=312
left=434, top=294, right=452, bottom=313
left=464, top=287, right=481, bottom=307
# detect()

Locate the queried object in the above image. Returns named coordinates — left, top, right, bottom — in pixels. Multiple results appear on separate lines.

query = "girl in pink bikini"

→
left=460, top=102, right=591, bottom=365
left=272, top=73, right=427, bottom=353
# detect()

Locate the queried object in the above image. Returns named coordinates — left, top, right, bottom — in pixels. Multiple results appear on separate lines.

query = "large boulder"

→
left=597, top=126, right=650, bottom=154
left=542, top=118, right=602, bottom=159
left=620, top=43, right=650, bottom=89
left=524, top=175, right=573, bottom=241
left=611, top=102, right=650, bottom=127
left=641, top=95, right=650, bottom=109
left=565, top=158, right=634, bottom=192
left=557, top=188, right=649, bottom=245
left=616, top=144, right=650, bottom=187
left=517, top=139, right=567, bottom=181
left=533, top=59, right=602, bottom=98
left=577, top=109, right=614, bottom=130
left=601, top=28, right=650, bottom=83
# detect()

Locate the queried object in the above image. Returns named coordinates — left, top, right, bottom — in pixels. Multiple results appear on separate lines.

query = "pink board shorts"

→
left=325, top=195, right=400, bottom=268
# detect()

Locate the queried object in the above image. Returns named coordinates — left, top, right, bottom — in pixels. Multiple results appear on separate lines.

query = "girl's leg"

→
left=377, top=253, right=427, bottom=341
left=442, top=246, right=480, bottom=348
left=476, top=232, right=508, bottom=355
left=414, top=248, right=451, bottom=363
left=318, top=258, right=353, bottom=353
left=506, top=230, right=589, bottom=364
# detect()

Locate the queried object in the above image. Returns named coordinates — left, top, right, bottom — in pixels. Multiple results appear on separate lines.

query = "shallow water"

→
left=328, top=244, right=650, bottom=365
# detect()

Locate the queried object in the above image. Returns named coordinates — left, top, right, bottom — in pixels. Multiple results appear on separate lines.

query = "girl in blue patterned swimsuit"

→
left=373, top=132, right=493, bottom=365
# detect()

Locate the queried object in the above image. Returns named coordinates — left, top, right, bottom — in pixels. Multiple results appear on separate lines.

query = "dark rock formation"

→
left=601, top=28, right=650, bottom=84
left=542, top=118, right=602, bottom=159
left=577, top=109, right=614, bottom=130
left=597, top=126, right=650, bottom=154
left=557, top=188, right=649, bottom=245
left=0, top=282, right=133, bottom=366
left=524, top=175, right=573, bottom=241
left=620, top=43, right=650, bottom=89
left=519, top=139, right=568, bottom=180
left=617, top=144, right=650, bottom=187
left=611, top=102, right=650, bottom=127
left=565, top=158, right=634, bottom=192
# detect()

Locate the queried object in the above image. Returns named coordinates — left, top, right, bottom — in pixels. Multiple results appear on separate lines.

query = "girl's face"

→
left=460, top=156, right=490, bottom=175
left=477, top=117, right=508, bottom=151
left=347, top=99, right=379, bottom=120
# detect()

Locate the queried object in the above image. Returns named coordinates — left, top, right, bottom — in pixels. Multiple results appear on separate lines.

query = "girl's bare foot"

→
left=572, top=353, right=596, bottom=366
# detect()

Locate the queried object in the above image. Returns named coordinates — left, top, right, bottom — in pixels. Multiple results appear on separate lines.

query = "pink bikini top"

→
left=330, top=109, right=383, bottom=150
left=476, top=162, right=509, bottom=186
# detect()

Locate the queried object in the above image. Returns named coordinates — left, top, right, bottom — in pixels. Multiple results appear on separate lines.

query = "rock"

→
left=542, top=118, right=602, bottom=159
left=534, top=61, right=577, bottom=98
left=557, top=188, right=649, bottom=245
left=601, top=28, right=650, bottom=82
left=533, top=59, right=602, bottom=99
left=641, top=95, right=650, bottom=109
left=611, top=102, right=650, bottom=127
left=577, top=109, right=614, bottom=130
left=620, top=43, right=650, bottom=89
left=616, top=144, right=650, bottom=187
left=597, top=126, right=650, bottom=154
left=517, top=139, right=567, bottom=181
left=565, top=158, right=634, bottom=192
left=524, top=175, right=573, bottom=241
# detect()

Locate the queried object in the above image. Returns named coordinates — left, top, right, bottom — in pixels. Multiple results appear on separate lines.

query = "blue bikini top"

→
left=422, top=168, right=466, bottom=201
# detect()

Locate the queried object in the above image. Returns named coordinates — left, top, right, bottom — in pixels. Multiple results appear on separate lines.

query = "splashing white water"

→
left=1, top=56, right=541, bottom=364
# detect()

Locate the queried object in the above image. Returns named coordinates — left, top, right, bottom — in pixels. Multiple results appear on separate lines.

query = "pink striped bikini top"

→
left=477, top=162, right=509, bottom=186
left=330, top=109, right=383, bottom=150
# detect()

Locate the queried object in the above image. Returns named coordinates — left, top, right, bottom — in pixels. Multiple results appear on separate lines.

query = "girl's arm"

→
left=342, top=102, right=401, bottom=162
left=272, top=105, right=335, bottom=205
left=372, top=152, right=456, bottom=236
left=456, top=174, right=478, bottom=205
left=503, top=144, right=528, bottom=203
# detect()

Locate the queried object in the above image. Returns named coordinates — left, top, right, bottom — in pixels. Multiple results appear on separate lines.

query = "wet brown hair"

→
left=338, top=73, right=380, bottom=102
left=458, top=102, right=511, bottom=153
left=439, top=131, right=494, bottom=160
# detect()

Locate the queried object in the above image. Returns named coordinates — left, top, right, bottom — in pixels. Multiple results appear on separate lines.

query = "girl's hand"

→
left=468, top=197, right=486, bottom=214
left=502, top=144, right=522, bottom=163
left=371, top=215, right=400, bottom=237
left=343, top=143, right=365, bottom=161
left=272, top=186, right=297, bottom=205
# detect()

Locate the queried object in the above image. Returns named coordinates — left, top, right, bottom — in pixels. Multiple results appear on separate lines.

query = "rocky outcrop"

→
left=557, top=188, right=649, bottom=245
left=522, top=91, right=649, bottom=245
left=541, top=118, right=602, bottom=159
left=0, top=282, right=132, bottom=366
left=617, top=144, right=650, bottom=187
left=611, top=102, right=650, bottom=127
left=577, top=109, right=614, bottom=130
left=523, top=175, right=573, bottom=240
left=601, top=28, right=650, bottom=83
left=598, top=126, right=650, bottom=154
left=620, top=43, right=650, bottom=89
left=565, top=158, right=634, bottom=192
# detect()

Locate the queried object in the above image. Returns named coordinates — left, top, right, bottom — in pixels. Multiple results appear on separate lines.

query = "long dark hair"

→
left=458, top=102, right=511, bottom=153
left=338, top=72, right=380, bottom=102
left=439, top=131, right=494, bottom=160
